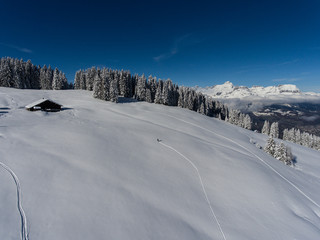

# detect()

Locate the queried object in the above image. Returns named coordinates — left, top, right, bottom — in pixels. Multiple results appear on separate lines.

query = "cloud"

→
left=153, top=33, right=205, bottom=62
left=0, top=42, right=32, bottom=53
left=300, top=72, right=311, bottom=75
left=277, top=59, right=299, bottom=66
left=153, top=48, right=178, bottom=62
left=301, top=115, right=319, bottom=122
left=272, top=78, right=301, bottom=82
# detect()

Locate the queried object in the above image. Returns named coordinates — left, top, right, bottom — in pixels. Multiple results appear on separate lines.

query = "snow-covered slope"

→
left=195, top=81, right=320, bottom=99
left=1, top=87, right=320, bottom=240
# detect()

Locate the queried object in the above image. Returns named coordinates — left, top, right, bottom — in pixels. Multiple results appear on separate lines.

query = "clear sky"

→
left=1, top=0, right=320, bottom=92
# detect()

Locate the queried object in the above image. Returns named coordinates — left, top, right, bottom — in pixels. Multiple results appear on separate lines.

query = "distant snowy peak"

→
left=194, top=82, right=318, bottom=99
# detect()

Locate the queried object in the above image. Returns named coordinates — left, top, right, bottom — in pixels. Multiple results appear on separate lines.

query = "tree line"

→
left=283, top=127, right=320, bottom=150
left=0, top=57, right=71, bottom=90
left=261, top=120, right=320, bottom=151
left=74, top=67, right=252, bottom=130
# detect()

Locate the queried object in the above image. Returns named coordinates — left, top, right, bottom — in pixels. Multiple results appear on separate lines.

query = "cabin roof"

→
left=25, top=99, right=62, bottom=109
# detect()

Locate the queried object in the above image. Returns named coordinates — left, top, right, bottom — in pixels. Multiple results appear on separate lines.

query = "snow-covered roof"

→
left=25, top=99, right=61, bottom=109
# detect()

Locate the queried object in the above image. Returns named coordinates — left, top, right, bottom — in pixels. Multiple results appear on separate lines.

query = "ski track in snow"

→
left=159, top=141, right=227, bottom=240
left=0, top=161, right=29, bottom=240
left=162, top=113, right=320, bottom=210
left=104, top=108, right=253, bottom=159
left=103, top=108, right=228, bottom=239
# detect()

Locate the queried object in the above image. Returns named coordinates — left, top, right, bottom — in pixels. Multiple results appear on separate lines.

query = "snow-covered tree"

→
left=0, top=61, right=12, bottom=87
left=52, top=68, right=62, bottom=90
left=154, top=79, right=163, bottom=104
left=149, top=76, right=157, bottom=102
left=178, top=86, right=185, bottom=107
left=135, top=74, right=147, bottom=101
left=269, top=122, right=279, bottom=138
left=100, top=68, right=110, bottom=101
left=274, top=142, right=292, bottom=165
left=74, top=70, right=81, bottom=89
left=86, top=67, right=96, bottom=91
left=24, top=60, right=32, bottom=89
left=284, top=146, right=293, bottom=165
left=264, top=137, right=276, bottom=156
left=13, top=61, right=24, bottom=89
left=243, top=114, right=252, bottom=130
left=40, top=65, right=48, bottom=89
left=162, top=79, right=174, bottom=106
left=145, top=88, right=152, bottom=103
left=93, top=70, right=103, bottom=99
left=261, top=120, right=270, bottom=135
left=109, top=75, right=118, bottom=103
left=46, top=65, right=53, bottom=89
left=119, top=70, right=130, bottom=97
left=80, top=71, right=87, bottom=90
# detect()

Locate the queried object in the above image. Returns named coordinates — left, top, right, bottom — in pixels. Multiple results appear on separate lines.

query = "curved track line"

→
left=159, top=141, right=227, bottom=240
left=162, top=113, right=320, bottom=209
left=105, top=108, right=252, bottom=159
left=0, top=162, right=29, bottom=240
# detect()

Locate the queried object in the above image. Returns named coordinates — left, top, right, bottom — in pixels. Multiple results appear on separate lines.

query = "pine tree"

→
left=109, top=76, right=119, bottom=103
left=284, top=146, right=293, bottom=165
left=244, top=114, right=252, bottom=130
left=13, top=61, right=24, bottom=89
left=86, top=67, right=96, bottom=91
left=0, top=61, right=12, bottom=87
left=288, top=128, right=295, bottom=142
left=74, top=70, right=81, bottom=89
left=162, top=79, right=174, bottom=105
left=119, top=70, right=129, bottom=97
left=93, top=70, right=103, bottom=99
left=154, top=79, right=163, bottom=104
left=146, top=88, right=152, bottom=103
left=52, top=68, right=62, bottom=90
left=80, top=71, right=86, bottom=90
left=261, top=120, right=270, bottom=135
left=148, top=76, right=157, bottom=103
left=40, top=65, right=48, bottom=89
left=46, top=66, right=53, bottom=89
left=100, top=68, right=110, bottom=101
left=269, top=122, right=279, bottom=138
left=282, top=129, right=289, bottom=141
left=30, top=65, right=40, bottom=89
left=264, top=137, right=276, bottom=156
left=274, top=142, right=284, bottom=160
left=135, top=74, right=147, bottom=101
left=187, top=89, right=195, bottom=110
left=24, top=60, right=32, bottom=88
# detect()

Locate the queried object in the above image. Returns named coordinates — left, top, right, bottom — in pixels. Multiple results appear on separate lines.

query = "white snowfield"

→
left=0, top=87, right=320, bottom=240
left=195, top=81, right=320, bottom=100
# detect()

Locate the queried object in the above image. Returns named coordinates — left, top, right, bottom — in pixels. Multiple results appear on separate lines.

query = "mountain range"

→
left=195, top=82, right=320, bottom=136
left=194, top=81, right=320, bottom=99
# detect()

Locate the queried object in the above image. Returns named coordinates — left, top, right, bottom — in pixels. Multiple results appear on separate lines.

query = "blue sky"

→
left=1, top=0, right=320, bottom=92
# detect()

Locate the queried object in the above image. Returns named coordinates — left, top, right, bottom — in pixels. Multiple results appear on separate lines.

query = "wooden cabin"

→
left=25, top=99, right=62, bottom=112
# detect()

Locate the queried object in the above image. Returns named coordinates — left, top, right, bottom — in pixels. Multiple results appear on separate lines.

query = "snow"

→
left=195, top=81, right=320, bottom=100
left=25, top=98, right=50, bottom=109
left=195, top=82, right=320, bottom=112
left=1, top=87, right=320, bottom=240
left=25, top=98, right=61, bottom=109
